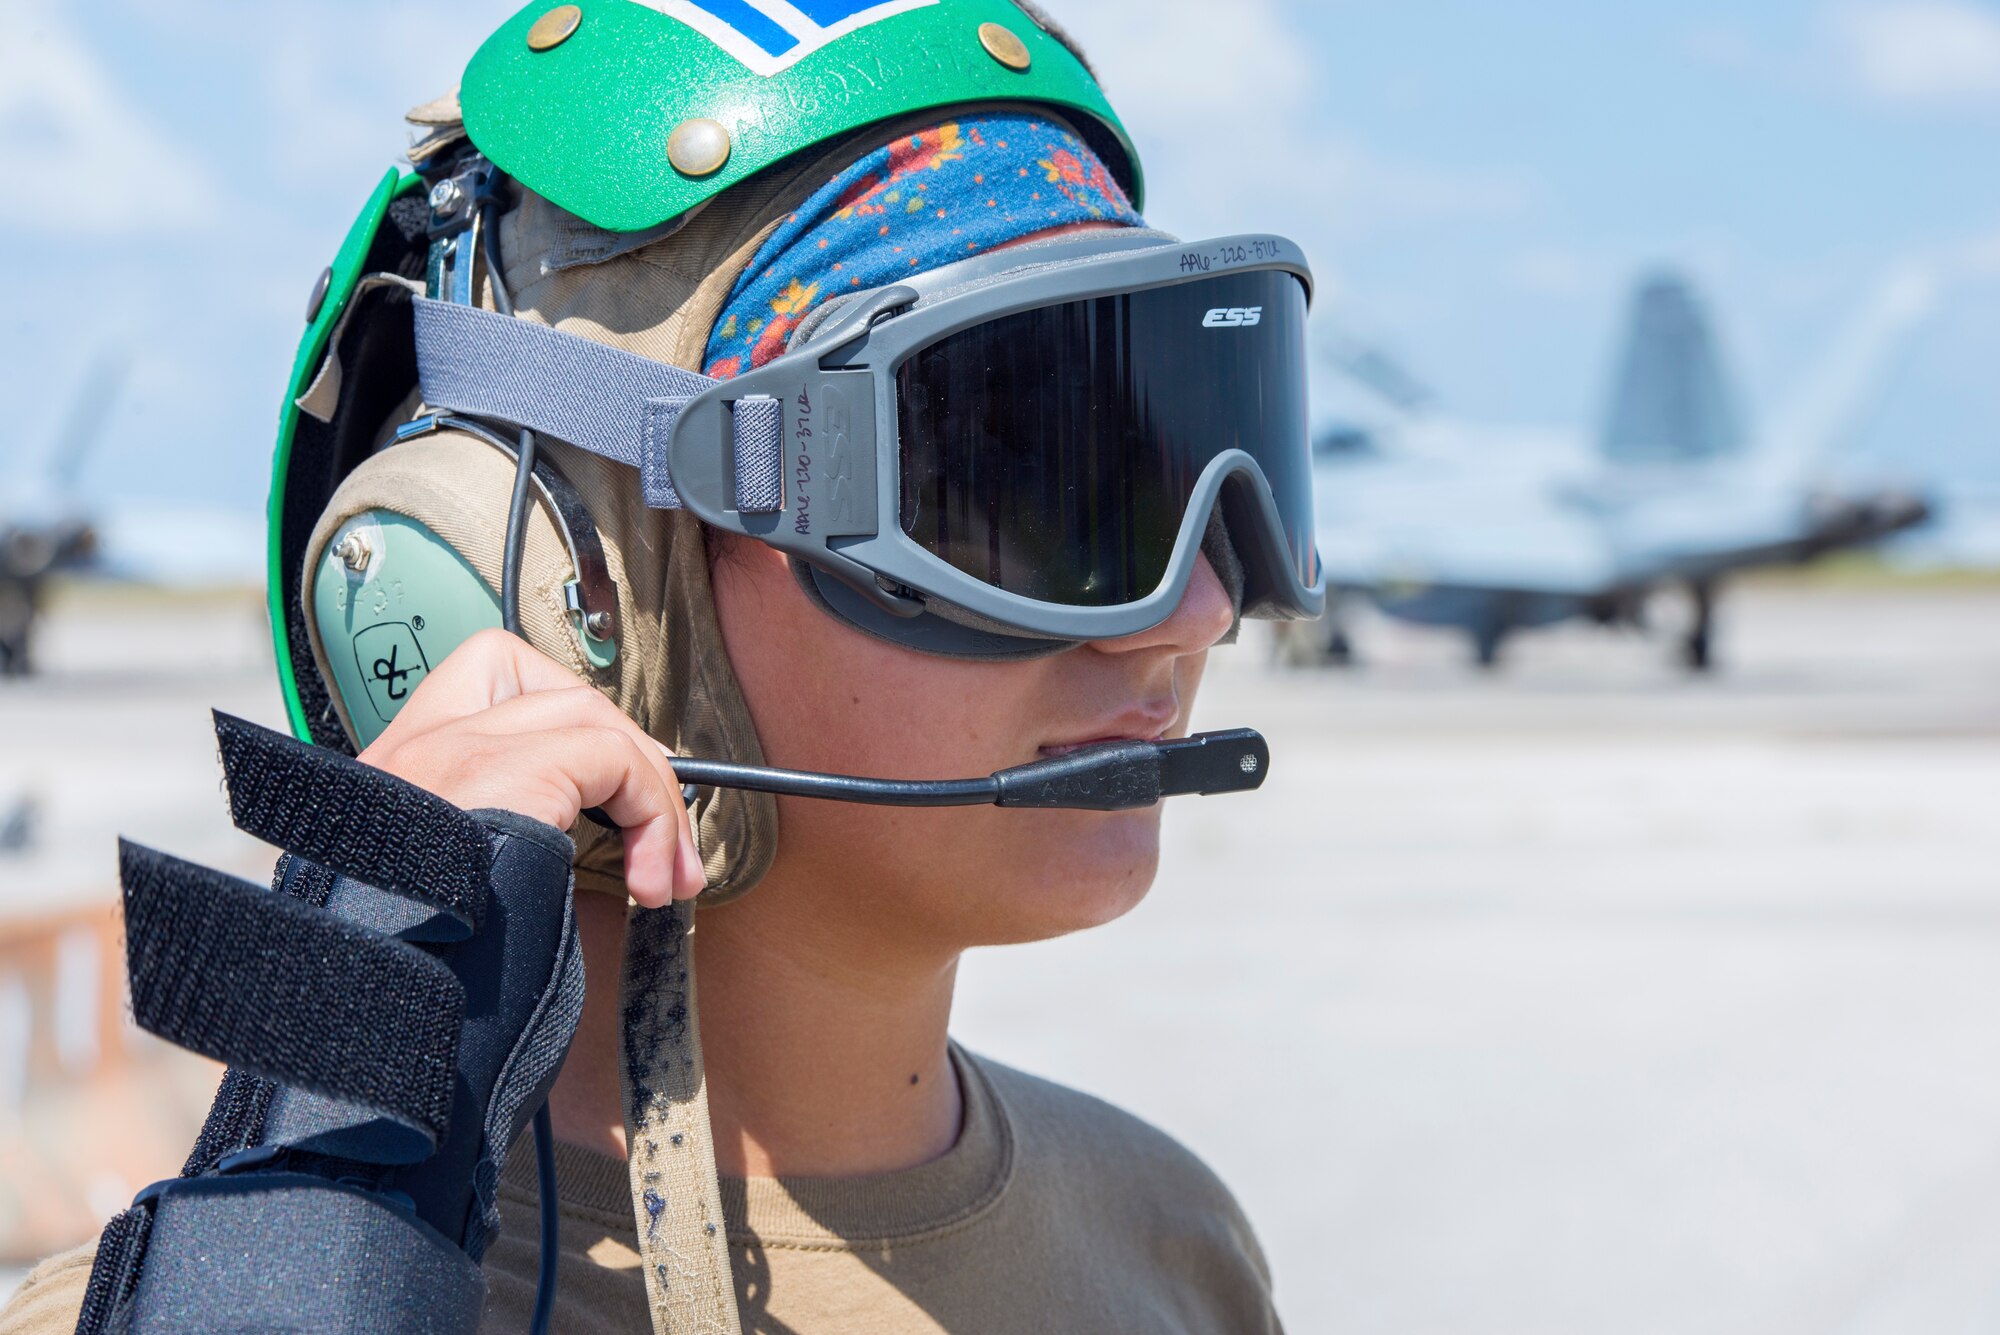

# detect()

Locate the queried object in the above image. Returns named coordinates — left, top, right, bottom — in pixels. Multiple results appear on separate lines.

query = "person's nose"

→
left=1090, top=553, right=1235, bottom=660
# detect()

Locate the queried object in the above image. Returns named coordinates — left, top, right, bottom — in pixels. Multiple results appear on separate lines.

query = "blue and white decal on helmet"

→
left=631, top=0, right=940, bottom=76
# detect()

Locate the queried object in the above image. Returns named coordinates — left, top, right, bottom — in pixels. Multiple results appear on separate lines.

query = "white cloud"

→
left=1822, top=0, right=2000, bottom=107
left=1046, top=0, right=1532, bottom=247
left=1073, top=0, right=1314, bottom=126
left=0, top=15, right=219, bottom=234
left=1962, top=231, right=2000, bottom=275
left=109, top=0, right=515, bottom=206
left=240, top=3, right=510, bottom=193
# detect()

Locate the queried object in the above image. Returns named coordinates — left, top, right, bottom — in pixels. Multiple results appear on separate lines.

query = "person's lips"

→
left=1037, top=699, right=1180, bottom=758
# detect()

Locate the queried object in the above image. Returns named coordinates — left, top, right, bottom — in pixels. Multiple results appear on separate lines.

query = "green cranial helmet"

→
left=270, top=0, right=1145, bottom=745
left=460, top=0, right=1142, bottom=232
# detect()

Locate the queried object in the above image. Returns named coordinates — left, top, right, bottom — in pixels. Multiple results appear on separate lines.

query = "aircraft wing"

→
left=1315, top=455, right=1623, bottom=597
left=1593, top=469, right=1931, bottom=582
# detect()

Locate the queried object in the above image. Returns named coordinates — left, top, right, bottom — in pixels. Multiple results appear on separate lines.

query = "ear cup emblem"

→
left=354, top=622, right=433, bottom=720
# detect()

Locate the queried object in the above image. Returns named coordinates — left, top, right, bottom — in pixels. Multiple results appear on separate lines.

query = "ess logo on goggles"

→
left=413, top=231, right=1324, bottom=656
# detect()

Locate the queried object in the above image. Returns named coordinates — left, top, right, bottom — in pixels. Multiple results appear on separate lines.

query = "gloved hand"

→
left=77, top=707, right=591, bottom=1335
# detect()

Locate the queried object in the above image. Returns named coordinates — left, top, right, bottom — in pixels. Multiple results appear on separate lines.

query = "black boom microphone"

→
left=580, top=729, right=1270, bottom=831
left=670, top=728, right=1270, bottom=810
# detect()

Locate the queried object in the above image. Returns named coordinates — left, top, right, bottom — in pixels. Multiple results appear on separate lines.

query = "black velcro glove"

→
left=76, top=714, right=583, bottom=1335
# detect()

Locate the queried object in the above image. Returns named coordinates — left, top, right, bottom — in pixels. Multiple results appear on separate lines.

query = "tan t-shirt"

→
left=2, top=1049, right=1280, bottom=1334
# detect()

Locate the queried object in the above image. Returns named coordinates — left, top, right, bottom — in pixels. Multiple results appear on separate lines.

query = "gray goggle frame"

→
left=668, top=230, right=1323, bottom=642
left=412, top=229, right=1322, bottom=648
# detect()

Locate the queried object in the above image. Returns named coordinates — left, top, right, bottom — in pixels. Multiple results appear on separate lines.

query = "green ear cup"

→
left=310, top=510, right=505, bottom=749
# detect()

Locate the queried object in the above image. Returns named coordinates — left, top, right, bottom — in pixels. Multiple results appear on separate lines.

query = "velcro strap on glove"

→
left=78, top=712, right=586, bottom=1335
left=119, top=840, right=465, bottom=1149
left=214, top=711, right=490, bottom=935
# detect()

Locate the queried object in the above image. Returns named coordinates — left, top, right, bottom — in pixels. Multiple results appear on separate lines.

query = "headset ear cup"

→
left=307, top=508, right=508, bottom=752
left=300, top=426, right=613, bottom=754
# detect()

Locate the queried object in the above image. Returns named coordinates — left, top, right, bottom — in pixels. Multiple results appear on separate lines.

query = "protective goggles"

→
left=413, top=229, right=1324, bottom=656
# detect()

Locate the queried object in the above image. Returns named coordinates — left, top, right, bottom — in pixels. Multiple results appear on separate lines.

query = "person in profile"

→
left=3, top=3, right=1321, bottom=1331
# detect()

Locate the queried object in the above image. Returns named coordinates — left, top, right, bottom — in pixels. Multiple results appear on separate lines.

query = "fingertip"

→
left=627, top=880, right=672, bottom=910
left=673, top=836, right=707, bottom=902
left=621, top=816, right=676, bottom=909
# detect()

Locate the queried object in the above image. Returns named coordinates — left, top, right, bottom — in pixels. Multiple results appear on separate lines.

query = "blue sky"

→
left=3, top=0, right=1996, bottom=517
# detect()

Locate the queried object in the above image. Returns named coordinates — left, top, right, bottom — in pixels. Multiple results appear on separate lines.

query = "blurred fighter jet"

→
left=1305, top=268, right=1935, bottom=669
left=0, top=358, right=123, bottom=675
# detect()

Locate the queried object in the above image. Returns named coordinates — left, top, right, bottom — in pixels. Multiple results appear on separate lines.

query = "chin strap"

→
left=620, top=903, right=745, bottom=1335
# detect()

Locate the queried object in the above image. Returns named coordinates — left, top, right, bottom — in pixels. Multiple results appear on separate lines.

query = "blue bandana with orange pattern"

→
left=703, top=110, right=1143, bottom=379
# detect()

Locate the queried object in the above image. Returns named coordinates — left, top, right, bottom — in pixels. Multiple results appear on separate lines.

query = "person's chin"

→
left=998, top=809, right=1162, bottom=941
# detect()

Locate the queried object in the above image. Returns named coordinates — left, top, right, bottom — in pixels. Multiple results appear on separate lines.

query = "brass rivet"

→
left=667, top=117, right=732, bottom=177
left=978, top=21, right=1031, bottom=71
left=526, top=4, right=582, bottom=51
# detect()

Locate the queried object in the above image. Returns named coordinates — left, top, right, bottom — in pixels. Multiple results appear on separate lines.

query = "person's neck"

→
left=550, top=882, right=963, bottom=1180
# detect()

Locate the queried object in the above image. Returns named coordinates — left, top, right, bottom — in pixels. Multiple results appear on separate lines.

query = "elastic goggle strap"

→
left=412, top=297, right=783, bottom=513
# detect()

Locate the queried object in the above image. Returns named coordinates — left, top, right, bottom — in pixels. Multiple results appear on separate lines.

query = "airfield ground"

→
left=4, top=579, right=1999, bottom=1331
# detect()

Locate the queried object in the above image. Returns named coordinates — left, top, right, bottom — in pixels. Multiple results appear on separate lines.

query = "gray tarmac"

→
left=956, top=583, right=2000, bottom=1335
left=6, top=582, right=2000, bottom=1332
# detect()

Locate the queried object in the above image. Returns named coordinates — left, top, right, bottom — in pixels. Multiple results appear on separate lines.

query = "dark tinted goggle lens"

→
left=895, top=269, right=1312, bottom=608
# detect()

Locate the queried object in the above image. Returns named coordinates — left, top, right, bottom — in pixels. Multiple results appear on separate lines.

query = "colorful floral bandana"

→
left=703, top=111, right=1142, bottom=379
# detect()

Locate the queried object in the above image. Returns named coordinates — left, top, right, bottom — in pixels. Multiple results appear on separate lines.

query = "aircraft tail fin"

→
left=1759, top=264, right=1938, bottom=481
left=1323, top=333, right=1436, bottom=416
left=47, top=353, right=129, bottom=492
left=1597, top=271, right=1744, bottom=463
